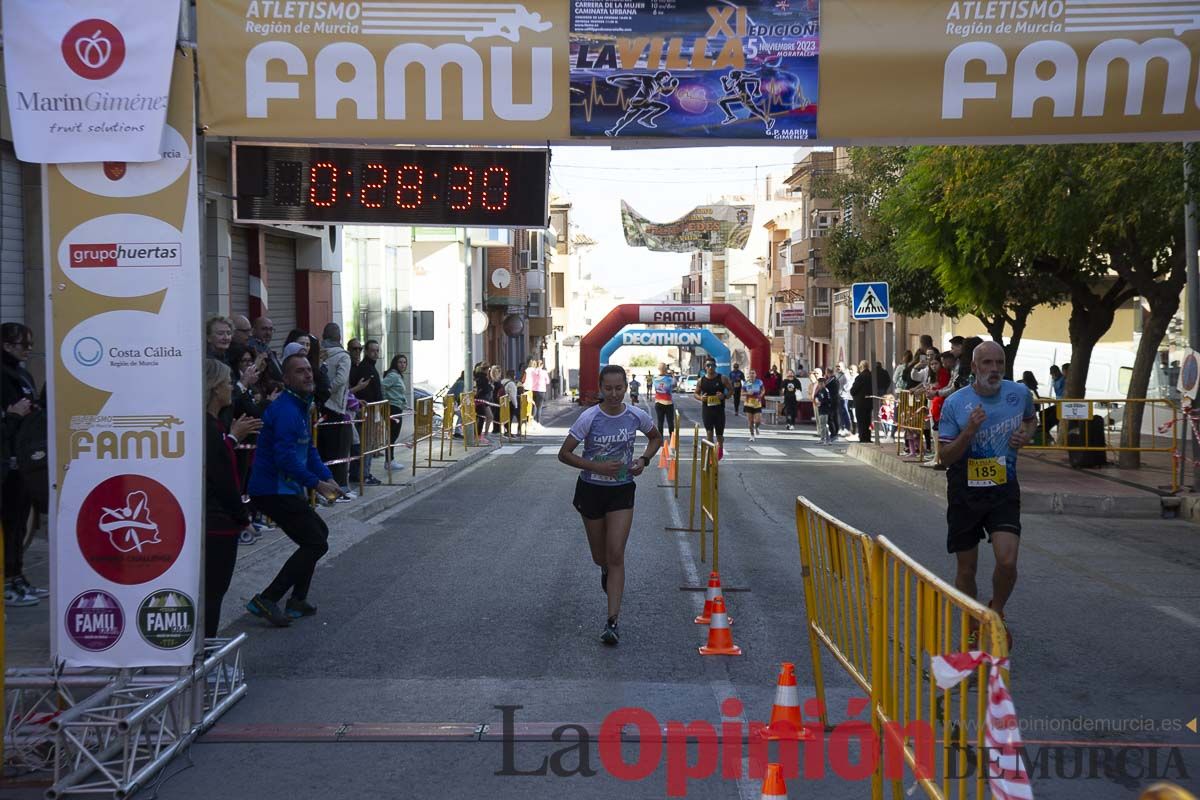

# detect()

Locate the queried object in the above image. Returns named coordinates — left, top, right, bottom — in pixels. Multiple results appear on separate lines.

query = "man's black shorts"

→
left=573, top=477, right=636, bottom=520
left=946, top=485, right=1021, bottom=553
left=701, top=405, right=726, bottom=436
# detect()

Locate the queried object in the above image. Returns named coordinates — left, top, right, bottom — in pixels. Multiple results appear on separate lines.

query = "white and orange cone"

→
left=762, top=662, right=811, bottom=740
left=759, top=763, right=788, bottom=799
left=694, top=571, right=732, bottom=625
left=658, top=435, right=670, bottom=467
left=698, top=595, right=742, bottom=656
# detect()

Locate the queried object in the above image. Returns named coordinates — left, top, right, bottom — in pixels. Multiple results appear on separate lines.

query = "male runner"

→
left=604, top=71, right=679, bottom=137
left=628, top=375, right=641, bottom=405
left=694, top=359, right=732, bottom=460
left=937, top=342, right=1036, bottom=649
left=728, top=363, right=745, bottom=416
left=652, top=363, right=676, bottom=439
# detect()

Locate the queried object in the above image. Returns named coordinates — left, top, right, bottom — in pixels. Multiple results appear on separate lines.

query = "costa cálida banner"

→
left=1, top=0, right=179, bottom=163
left=820, top=0, right=1200, bottom=141
left=569, top=0, right=819, bottom=140
left=622, top=200, right=754, bottom=252
left=45, top=49, right=202, bottom=667
left=197, top=0, right=571, bottom=141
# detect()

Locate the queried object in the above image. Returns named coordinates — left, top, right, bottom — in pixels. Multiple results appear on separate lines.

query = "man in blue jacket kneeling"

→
left=246, top=353, right=342, bottom=627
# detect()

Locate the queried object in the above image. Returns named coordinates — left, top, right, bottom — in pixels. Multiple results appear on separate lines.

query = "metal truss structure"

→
left=3, top=635, right=247, bottom=799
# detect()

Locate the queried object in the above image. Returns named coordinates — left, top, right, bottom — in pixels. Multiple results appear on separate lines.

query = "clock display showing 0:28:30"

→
left=270, top=159, right=513, bottom=213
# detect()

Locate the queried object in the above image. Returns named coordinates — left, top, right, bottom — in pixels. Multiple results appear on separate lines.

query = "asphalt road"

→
left=152, top=395, right=1200, bottom=800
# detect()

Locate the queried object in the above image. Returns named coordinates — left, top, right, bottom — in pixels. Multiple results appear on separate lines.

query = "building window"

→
left=814, top=287, right=832, bottom=317
left=551, top=272, right=565, bottom=308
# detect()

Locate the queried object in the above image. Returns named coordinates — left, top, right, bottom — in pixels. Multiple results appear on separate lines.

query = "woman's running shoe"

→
left=286, top=598, right=318, bottom=618
left=600, top=616, right=619, bottom=646
left=246, top=594, right=291, bottom=627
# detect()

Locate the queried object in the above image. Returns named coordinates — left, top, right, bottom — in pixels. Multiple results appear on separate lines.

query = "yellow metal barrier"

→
left=665, top=424, right=702, bottom=534
left=796, top=499, right=1013, bottom=800
left=358, top=400, right=391, bottom=491
left=795, top=498, right=876, bottom=710
left=872, top=535, right=1008, bottom=800
left=439, top=394, right=456, bottom=461
left=458, top=391, right=477, bottom=446
left=698, top=439, right=720, bottom=569
left=499, top=393, right=511, bottom=434
left=519, top=391, right=534, bottom=437
left=895, top=390, right=930, bottom=461
left=1028, top=396, right=1179, bottom=490
left=411, top=397, right=436, bottom=476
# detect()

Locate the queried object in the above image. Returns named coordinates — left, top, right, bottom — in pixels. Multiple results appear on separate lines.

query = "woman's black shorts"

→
left=573, top=477, right=636, bottom=520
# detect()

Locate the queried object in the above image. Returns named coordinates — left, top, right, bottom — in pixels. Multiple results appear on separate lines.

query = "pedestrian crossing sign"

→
left=851, top=282, right=890, bottom=320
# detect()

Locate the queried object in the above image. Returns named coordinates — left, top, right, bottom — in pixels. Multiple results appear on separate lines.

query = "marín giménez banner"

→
left=570, top=0, right=819, bottom=140
left=621, top=201, right=754, bottom=253
left=1, top=0, right=178, bottom=163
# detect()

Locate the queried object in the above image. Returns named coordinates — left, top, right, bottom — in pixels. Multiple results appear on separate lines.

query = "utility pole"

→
left=463, top=230, right=476, bottom=445
left=1184, top=145, right=1199, bottom=490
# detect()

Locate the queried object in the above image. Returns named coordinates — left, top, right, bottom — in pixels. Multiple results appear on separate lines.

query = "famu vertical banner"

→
left=44, top=49, right=201, bottom=667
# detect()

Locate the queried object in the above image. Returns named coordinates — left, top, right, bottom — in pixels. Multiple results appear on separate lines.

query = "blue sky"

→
left=549, top=145, right=808, bottom=299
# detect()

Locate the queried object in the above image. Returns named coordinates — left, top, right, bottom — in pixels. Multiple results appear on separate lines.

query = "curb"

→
left=845, top=443, right=1166, bottom=519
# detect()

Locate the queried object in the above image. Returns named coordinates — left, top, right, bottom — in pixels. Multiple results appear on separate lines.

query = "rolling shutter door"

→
left=229, top=227, right=251, bottom=318
left=1, top=143, right=25, bottom=324
left=265, top=235, right=297, bottom=340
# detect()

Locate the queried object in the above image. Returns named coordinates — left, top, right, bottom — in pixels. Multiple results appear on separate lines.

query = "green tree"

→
left=884, top=146, right=1071, bottom=376
left=821, top=147, right=957, bottom=320
left=628, top=353, right=659, bottom=368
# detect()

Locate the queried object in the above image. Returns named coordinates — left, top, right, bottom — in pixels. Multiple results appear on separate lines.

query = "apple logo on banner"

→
left=62, top=19, right=126, bottom=81
left=58, top=126, right=189, bottom=199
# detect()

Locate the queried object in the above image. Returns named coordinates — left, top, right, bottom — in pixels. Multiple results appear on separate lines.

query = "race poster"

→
left=44, top=49, right=202, bottom=667
left=622, top=201, right=754, bottom=252
left=569, top=0, right=819, bottom=140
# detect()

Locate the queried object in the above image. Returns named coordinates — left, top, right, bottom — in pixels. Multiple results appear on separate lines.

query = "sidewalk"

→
left=3, top=430, right=505, bottom=669
left=846, top=438, right=1178, bottom=519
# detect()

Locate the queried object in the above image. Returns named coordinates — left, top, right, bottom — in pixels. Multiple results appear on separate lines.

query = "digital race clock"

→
left=232, top=144, right=549, bottom=228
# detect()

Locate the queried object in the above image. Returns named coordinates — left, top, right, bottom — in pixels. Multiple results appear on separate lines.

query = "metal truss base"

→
left=4, top=635, right=247, bottom=799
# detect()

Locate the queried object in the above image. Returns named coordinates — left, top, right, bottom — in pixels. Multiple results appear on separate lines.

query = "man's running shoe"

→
left=5, top=581, right=38, bottom=607
left=285, top=598, right=318, bottom=619
left=600, top=616, right=619, bottom=646
left=13, top=576, right=49, bottom=598
left=246, top=594, right=291, bottom=627
left=601, top=567, right=608, bottom=594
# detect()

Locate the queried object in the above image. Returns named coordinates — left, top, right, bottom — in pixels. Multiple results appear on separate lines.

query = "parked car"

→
left=680, top=374, right=700, bottom=393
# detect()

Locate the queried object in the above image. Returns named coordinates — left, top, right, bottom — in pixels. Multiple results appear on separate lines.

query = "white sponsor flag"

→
left=2, top=0, right=178, bottom=163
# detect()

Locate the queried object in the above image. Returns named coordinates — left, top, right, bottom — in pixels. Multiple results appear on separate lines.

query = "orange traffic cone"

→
left=698, top=596, right=742, bottom=656
left=667, top=445, right=678, bottom=482
left=658, top=436, right=670, bottom=467
left=694, top=572, right=733, bottom=625
left=762, top=662, right=810, bottom=740
left=759, top=763, right=788, bottom=799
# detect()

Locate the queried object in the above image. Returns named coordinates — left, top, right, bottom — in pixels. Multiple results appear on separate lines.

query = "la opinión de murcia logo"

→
left=62, top=19, right=126, bottom=80
left=98, top=490, right=162, bottom=553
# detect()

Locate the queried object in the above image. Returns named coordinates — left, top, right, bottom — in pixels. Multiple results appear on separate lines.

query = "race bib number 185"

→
left=967, top=457, right=1007, bottom=487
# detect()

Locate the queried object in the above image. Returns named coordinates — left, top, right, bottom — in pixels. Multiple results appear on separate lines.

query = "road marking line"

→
left=801, top=448, right=842, bottom=459
left=493, top=445, right=525, bottom=455
left=537, top=446, right=560, bottom=455
left=1155, top=604, right=1200, bottom=629
left=749, top=445, right=785, bottom=456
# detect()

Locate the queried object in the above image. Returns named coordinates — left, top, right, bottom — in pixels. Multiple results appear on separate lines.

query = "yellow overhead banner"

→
left=820, top=0, right=1200, bottom=141
left=197, top=0, right=1200, bottom=143
left=197, top=0, right=570, bottom=141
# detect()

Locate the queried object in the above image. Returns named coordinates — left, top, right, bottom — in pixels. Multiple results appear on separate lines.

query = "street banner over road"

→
left=569, top=0, right=818, bottom=140
left=1, top=0, right=178, bottom=163
left=45, top=49, right=202, bottom=667
left=820, top=0, right=1200, bottom=142
left=197, top=0, right=571, bottom=141
left=637, top=305, right=713, bottom=324
left=622, top=201, right=754, bottom=253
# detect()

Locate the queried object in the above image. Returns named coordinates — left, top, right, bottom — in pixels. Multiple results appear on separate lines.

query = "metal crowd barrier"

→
left=411, top=396, right=441, bottom=477
left=666, top=424, right=702, bottom=535
left=439, top=394, right=457, bottom=461
left=895, top=390, right=930, bottom=461
left=519, top=392, right=534, bottom=436
left=698, top=439, right=721, bottom=569
left=1028, top=396, right=1179, bottom=489
left=458, top=391, right=477, bottom=447
left=357, top=400, right=391, bottom=493
left=795, top=498, right=1011, bottom=800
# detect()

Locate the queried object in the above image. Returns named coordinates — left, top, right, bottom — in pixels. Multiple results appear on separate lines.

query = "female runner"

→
left=743, top=368, right=764, bottom=441
left=558, top=366, right=662, bottom=645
